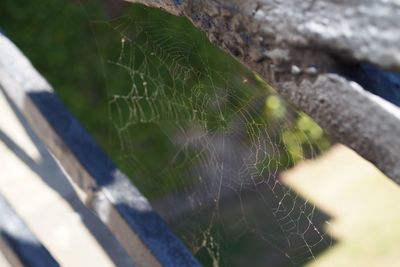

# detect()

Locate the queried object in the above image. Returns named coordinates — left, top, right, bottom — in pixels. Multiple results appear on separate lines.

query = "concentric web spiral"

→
left=95, top=7, right=333, bottom=267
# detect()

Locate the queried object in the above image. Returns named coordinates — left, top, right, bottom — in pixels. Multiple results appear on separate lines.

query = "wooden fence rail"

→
left=0, top=193, right=60, bottom=267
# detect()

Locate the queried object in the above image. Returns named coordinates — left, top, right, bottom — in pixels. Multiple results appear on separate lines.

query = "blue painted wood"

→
left=28, top=91, right=200, bottom=267
left=0, top=194, right=59, bottom=267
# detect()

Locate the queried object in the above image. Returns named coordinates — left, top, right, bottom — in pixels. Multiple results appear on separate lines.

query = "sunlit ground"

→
left=283, top=144, right=400, bottom=267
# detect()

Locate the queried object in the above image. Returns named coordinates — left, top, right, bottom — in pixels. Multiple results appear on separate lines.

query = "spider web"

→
left=94, top=7, right=333, bottom=267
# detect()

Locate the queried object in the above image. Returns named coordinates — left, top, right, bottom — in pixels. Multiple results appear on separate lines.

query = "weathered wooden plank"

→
left=0, top=33, right=200, bottom=267
left=126, top=0, right=400, bottom=183
left=0, top=87, right=136, bottom=267
left=0, top=194, right=60, bottom=267
left=127, top=0, right=400, bottom=72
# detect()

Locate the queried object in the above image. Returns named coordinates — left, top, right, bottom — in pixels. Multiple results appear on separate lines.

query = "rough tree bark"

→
left=125, top=0, right=400, bottom=183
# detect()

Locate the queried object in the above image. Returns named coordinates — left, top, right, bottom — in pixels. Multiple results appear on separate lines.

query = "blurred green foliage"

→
left=0, top=0, right=112, bottom=150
